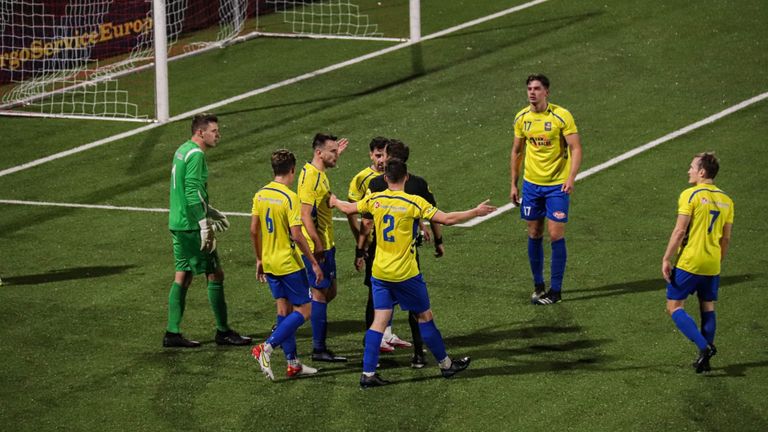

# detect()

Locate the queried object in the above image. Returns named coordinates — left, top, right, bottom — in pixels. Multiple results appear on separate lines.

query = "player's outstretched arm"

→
left=291, top=225, right=324, bottom=286
left=431, top=200, right=496, bottom=226
left=329, top=194, right=359, bottom=215
left=661, top=214, right=691, bottom=282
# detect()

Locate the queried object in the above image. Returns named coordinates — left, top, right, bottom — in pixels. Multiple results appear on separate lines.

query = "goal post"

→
left=0, top=0, right=421, bottom=123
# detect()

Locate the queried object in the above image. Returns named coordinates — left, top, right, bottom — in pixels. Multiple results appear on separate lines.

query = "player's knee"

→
left=416, top=309, right=433, bottom=322
left=666, top=304, right=682, bottom=316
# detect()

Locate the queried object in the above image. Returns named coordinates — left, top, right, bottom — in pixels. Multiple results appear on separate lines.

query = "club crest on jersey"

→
left=544, top=122, right=552, bottom=131
left=700, top=197, right=709, bottom=204
left=553, top=211, right=566, bottom=220
left=374, top=201, right=381, bottom=208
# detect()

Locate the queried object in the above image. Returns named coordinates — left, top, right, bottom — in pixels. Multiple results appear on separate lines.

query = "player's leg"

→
left=666, top=269, right=713, bottom=372
left=207, top=262, right=251, bottom=346
left=308, top=249, right=346, bottom=362
left=698, top=275, right=719, bottom=346
left=407, top=311, right=426, bottom=368
left=520, top=181, right=547, bottom=302
left=164, top=231, right=200, bottom=348
left=396, top=274, right=470, bottom=378
left=361, top=277, right=394, bottom=388
left=536, top=186, right=570, bottom=305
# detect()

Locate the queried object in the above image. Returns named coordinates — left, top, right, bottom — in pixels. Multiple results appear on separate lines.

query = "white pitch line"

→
left=457, top=91, right=768, bottom=227
left=0, top=199, right=350, bottom=221
left=0, top=0, right=548, bottom=179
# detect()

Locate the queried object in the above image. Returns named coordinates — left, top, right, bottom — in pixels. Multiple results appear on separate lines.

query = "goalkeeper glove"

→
left=207, top=206, right=230, bottom=233
left=198, top=219, right=216, bottom=252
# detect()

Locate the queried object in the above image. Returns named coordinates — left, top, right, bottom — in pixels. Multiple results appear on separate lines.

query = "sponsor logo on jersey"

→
left=553, top=211, right=566, bottom=220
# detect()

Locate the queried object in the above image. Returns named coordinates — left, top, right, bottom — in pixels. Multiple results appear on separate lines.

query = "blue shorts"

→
left=666, top=268, right=719, bottom=301
left=301, top=247, right=336, bottom=289
left=520, top=180, right=570, bottom=222
left=371, top=274, right=430, bottom=314
left=266, top=270, right=311, bottom=306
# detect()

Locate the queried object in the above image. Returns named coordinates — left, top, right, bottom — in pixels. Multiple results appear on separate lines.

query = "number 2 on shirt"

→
left=382, top=214, right=395, bottom=242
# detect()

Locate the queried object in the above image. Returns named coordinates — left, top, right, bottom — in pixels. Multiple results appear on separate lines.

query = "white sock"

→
left=287, top=358, right=300, bottom=367
left=363, top=371, right=375, bottom=378
left=383, top=326, right=393, bottom=339
left=438, top=356, right=452, bottom=369
left=264, top=343, right=274, bottom=354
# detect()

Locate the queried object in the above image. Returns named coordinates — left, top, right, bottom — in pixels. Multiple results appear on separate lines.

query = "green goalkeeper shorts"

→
left=171, top=230, right=220, bottom=275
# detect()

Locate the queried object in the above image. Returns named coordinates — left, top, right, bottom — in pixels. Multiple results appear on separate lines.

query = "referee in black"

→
left=357, top=139, right=444, bottom=368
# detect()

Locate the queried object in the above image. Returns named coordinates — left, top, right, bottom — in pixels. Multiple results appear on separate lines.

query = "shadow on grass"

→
left=567, top=273, right=761, bottom=302
left=1, top=265, right=135, bottom=286
left=707, top=359, right=768, bottom=378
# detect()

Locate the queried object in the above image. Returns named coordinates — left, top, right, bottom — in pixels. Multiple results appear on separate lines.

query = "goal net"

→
left=0, top=0, right=418, bottom=122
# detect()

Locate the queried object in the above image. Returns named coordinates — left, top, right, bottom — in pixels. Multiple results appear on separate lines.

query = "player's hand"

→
left=311, top=262, right=325, bottom=286
left=510, top=185, right=521, bottom=204
left=662, top=259, right=673, bottom=283
left=207, top=206, right=230, bottom=232
left=354, top=256, right=365, bottom=272
left=421, top=227, right=432, bottom=243
left=474, top=199, right=497, bottom=217
left=328, top=194, right=338, bottom=208
left=198, top=219, right=216, bottom=252
left=434, top=243, right=445, bottom=258
left=562, top=178, right=576, bottom=194
left=256, top=260, right=266, bottom=283
left=337, top=138, right=349, bottom=154
left=313, top=246, right=325, bottom=263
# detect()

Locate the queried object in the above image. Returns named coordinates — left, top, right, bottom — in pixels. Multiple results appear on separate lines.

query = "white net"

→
left=258, top=1, right=383, bottom=38
left=0, top=0, right=404, bottom=121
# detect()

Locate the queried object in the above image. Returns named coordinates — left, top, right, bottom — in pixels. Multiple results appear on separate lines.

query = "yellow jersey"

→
left=348, top=166, right=380, bottom=202
left=675, top=183, right=734, bottom=276
left=357, top=190, right=438, bottom=282
left=513, top=103, right=578, bottom=185
left=297, top=162, right=334, bottom=252
left=251, top=181, right=304, bottom=276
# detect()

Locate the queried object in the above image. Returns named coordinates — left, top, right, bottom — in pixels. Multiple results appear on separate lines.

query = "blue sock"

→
left=276, top=314, right=297, bottom=360
left=418, top=320, right=448, bottom=363
left=551, top=238, right=567, bottom=292
left=700, top=311, right=716, bottom=345
left=671, top=309, right=708, bottom=350
left=528, top=237, right=544, bottom=285
left=311, top=300, right=327, bottom=350
left=267, top=311, right=304, bottom=349
left=363, top=329, right=384, bottom=373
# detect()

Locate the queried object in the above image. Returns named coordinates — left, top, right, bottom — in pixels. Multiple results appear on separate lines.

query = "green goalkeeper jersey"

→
left=169, top=140, right=208, bottom=231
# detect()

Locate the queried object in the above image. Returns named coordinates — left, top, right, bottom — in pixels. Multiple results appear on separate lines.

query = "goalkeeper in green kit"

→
left=163, top=113, right=252, bottom=348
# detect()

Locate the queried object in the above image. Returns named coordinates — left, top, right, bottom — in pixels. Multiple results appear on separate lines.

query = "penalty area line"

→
left=0, top=198, right=352, bottom=222
left=457, top=91, right=768, bottom=227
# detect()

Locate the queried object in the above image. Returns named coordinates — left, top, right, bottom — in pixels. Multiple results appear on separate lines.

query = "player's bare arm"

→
left=661, top=214, right=691, bottom=282
left=431, top=200, right=497, bottom=226
left=510, top=136, right=524, bottom=203
left=300, top=202, right=325, bottom=261
left=562, top=133, right=583, bottom=194
left=250, top=214, right=266, bottom=283
left=290, top=225, right=324, bottom=286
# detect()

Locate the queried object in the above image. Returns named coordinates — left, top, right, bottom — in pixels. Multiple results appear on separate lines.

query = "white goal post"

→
left=0, top=0, right=421, bottom=123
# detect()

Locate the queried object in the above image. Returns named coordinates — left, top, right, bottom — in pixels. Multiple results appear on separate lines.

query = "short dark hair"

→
left=526, top=74, right=550, bottom=89
left=369, top=136, right=389, bottom=152
left=191, top=113, right=218, bottom=134
left=385, top=158, right=408, bottom=183
left=312, top=133, right=338, bottom=150
left=385, top=139, right=409, bottom=163
left=695, top=152, right=720, bottom=179
left=271, top=149, right=296, bottom=175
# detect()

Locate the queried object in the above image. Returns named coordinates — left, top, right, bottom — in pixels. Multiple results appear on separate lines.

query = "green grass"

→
left=1, top=1, right=768, bottom=431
